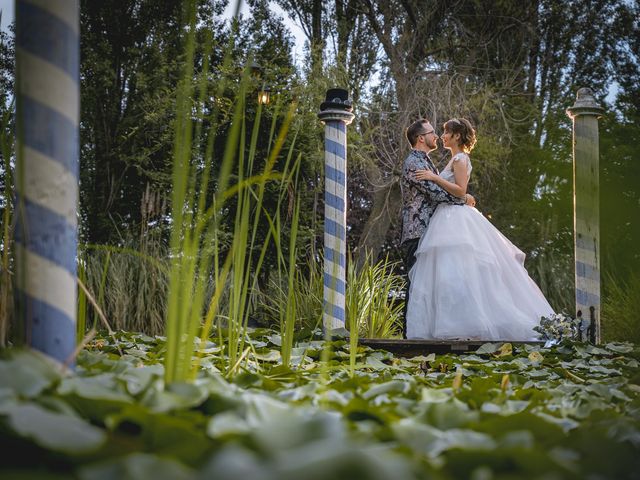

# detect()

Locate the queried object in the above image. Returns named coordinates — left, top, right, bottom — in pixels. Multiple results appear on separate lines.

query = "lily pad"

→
left=4, top=403, right=106, bottom=454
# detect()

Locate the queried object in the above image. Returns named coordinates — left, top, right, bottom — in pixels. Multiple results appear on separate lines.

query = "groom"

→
left=400, top=118, right=475, bottom=338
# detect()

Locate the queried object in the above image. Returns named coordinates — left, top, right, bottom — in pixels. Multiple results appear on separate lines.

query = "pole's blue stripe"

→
left=325, top=191, right=345, bottom=211
left=325, top=218, right=345, bottom=240
left=22, top=96, right=79, bottom=177
left=14, top=196, right=77, bottom=275
left=324, top=301, right=346, bottom=322
left=324, top=272, right=346, bottom=295
left=326, top=165, right=346, bottom=186
left=17, top=290, right=76, bottom=364
left=327, top=121, right=346, bottom=134
left=325, top=138, right=346, bottom=160
left=576, top=288, right=600, bottom=307
left=16, top=1, right=79, bottom=81
left=325, top=247, right=346, bottom=269
left=576, top=261, right=599, bottom=282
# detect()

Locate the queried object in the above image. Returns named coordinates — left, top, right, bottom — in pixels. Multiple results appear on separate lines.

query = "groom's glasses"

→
left=419, top=130, right=435, bottom=137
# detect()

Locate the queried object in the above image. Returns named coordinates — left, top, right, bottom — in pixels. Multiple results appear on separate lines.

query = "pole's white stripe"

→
left=18, top=49, right=79, bottom=124
left=324, top=233, right=346, bottom=255
left=16, top=146, right=78, bottom=227
left=14, top=244, right=77, bottom=320
left=324, top=150, right=346, bottom=172
left=24, top=0, right=79, bottom=33
left=324, top=293, right=346, bottom=311
left=324, top=261, right=346, bottom=280
left=325, top=125, right=346, bottom=144
left=325, top=179, right=346, bottom=197
left=325, top=204, right=346, bottom=224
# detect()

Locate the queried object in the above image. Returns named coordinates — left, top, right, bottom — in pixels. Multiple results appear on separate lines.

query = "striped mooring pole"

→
left=318, top=89, right=354, bottom=331
left=566, top=87, right=604, bottom=343
left=15, top=0, right=80, bottom=363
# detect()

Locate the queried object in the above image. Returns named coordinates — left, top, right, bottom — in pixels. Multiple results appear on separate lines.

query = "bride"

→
left=406, top=118, right=554, bottom=340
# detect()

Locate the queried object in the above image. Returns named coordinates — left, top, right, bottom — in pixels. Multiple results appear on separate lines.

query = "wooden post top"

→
left=566, top=87, right=605, bottom=119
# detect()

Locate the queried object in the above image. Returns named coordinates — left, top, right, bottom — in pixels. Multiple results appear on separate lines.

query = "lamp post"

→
left=15, top=0, right=80, bottom=363
left=566, top=87, right=605, bottom=343
left=318, top=89, right=354, bottom=331
left=249, top=60, right=271, bottom=106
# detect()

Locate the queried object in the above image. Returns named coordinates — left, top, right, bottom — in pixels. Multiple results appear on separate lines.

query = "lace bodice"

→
left=440, top=152, right=472, bottom=183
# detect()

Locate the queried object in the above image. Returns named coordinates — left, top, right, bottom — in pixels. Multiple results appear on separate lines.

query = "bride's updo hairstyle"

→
left=443, top=118, right=477, bottom=153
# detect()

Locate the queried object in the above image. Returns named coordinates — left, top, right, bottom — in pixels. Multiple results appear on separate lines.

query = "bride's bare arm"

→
left=414, top=157, right=469, bottom=197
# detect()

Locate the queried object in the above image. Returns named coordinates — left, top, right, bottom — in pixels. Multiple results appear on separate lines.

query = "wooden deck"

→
left=356, top=338, right=544, bottom=357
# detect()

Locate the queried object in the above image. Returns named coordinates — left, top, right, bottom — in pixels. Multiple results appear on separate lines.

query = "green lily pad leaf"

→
left=421, top=387, right=452, bottom=403
left=534, top=411, right=580, bottom=432
left=365, top=356, right=390, bottom=369
left=323, top=388, right=352, bottom=406
left=410, top=354, right=436, bottom=363
left=142, top=382, right=208, bottom=413
left=58, top=375, right=132, bottom=403
left=496, top=343, right=513, bottom=357
left=363, top=380, right=409, bottom=400
left=481, top=400, right=530, bottom=416
left=585, top=345, right=613, bottom=356
left=5, top=403, right=106, bottom=453
left=586, top=383, right=614, bottom=401
left=528, top=351, right=544, bottom=364
left=475, top=343, right=500, bottom=354
left=498, top=430, right=535, bottom=448
left=207, top=411, right=251, bottom=438
left=587, top=365, right=622, bottom=376
left=0, top=349, right=62, bottom=398
left=252, top=349, right=281, bottom=362
left=244, top=392, right=292, bottom=427
left=605, top=343, right=634, bottom=354
left=118, top=364, right=164, bottom=396
left=417, top=399, right=479, bottom=429
left=393, top=419, right=496, bottom=458
left=458, top=354, right=488, bottom=363
left=78, top=453, right=194, bottom=480
left=277, top=382, right=319, bottom=402
left=329, top=327, right=350, bottom=338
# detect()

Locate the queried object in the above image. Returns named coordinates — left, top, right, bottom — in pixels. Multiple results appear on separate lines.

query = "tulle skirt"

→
left=406, top=204, right=554, bottom=340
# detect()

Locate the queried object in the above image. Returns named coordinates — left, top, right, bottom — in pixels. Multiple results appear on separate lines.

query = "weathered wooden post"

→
left=318, top=89, right=354, bottom=330
left=566, top=87, right=604, bottom=343
left=15, top=0, right=80, bottom=363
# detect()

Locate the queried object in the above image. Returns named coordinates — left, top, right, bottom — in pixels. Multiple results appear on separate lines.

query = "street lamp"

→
left=249, top=60, right=271, bottom=106
left=258, top=86, right=271, bottom=105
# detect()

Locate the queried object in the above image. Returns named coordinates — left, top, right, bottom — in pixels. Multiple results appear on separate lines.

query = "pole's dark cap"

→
left=320, top=88, right=353, bottom=112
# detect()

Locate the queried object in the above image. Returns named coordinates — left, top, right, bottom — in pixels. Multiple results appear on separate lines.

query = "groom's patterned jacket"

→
left=401, top=149, right=465, bottom=245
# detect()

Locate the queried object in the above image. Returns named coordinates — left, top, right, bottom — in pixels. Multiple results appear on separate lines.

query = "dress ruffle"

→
left=406, top=204, right=554, bottom=340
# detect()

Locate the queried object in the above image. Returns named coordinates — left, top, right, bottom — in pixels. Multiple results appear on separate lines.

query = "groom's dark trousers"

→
left=401, top=238, right=420, bottom=339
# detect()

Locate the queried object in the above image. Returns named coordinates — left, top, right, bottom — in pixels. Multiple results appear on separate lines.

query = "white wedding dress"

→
left=406, top=153, right=554, bottom=341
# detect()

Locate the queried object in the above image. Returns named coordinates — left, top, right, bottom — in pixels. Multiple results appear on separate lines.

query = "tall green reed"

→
left=163, top=1, right=298, bottom=383
left=346, top=253, right=405, bottom=339
left=78, top=243, right=169, bottom=336
left=602, top=271, right=640, bottom=343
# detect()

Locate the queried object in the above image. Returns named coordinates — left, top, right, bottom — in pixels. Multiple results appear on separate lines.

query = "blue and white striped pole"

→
left=15, top=0, right=80, bottom=363
left=566, top=87, right=604, bottom=343
left=318, top=89, right=354, bottom=331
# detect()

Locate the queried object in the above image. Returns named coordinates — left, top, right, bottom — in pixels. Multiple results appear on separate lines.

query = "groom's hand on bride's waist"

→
left=465, top=194, right=476, bottom=207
